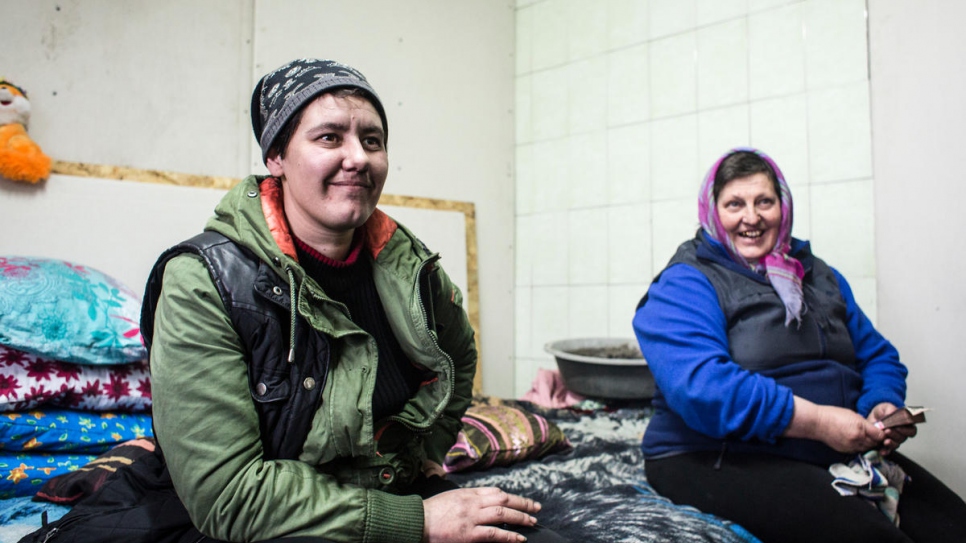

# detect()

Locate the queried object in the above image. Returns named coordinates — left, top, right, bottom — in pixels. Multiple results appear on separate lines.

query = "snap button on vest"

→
left=256, top=382, right=268, bottom=396
left=247, top=190, right=258, bottom=198
left=303, top=377, right=316, bottom=390
left=379, top=467, right=395, bottom=484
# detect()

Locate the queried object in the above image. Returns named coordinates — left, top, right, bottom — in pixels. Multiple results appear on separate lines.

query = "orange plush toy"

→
left=0, top=79, right=51, bottom=184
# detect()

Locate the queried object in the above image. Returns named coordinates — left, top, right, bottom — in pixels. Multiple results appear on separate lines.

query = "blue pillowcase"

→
left=0, top=409, right=153, bottom=498
left=0, top=409, right=154, bottom=453
left=0, top=451, right=99, bottom=498
left=0, top=257, right=146, bottom=365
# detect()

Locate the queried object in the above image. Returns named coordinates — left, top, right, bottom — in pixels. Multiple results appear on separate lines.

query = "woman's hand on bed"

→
left=422, top=487, right=541, bottom=543
left=867, top=402, right=918, bottom=455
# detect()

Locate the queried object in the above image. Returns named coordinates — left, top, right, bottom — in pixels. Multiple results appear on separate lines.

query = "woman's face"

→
left=716, top=172, right=781, bottom=265
left=265, top=93, right=388, bottom=242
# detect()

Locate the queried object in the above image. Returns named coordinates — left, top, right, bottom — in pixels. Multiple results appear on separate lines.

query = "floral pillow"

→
left=0, top=256, right=146, bottom=365
left=444, top=404, right=572, bottom=473
left=0, top=345, right=151, bottom=413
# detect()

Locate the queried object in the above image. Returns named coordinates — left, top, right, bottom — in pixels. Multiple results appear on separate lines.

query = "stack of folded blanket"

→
left=0, top=256, right=153, bottom=501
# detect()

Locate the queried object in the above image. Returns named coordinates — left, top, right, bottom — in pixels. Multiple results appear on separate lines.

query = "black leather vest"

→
left=141, top=231, right=328, bottom=460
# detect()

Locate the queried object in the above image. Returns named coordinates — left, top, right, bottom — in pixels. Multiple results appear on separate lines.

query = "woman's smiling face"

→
left=265, top=93, right=388, bottom=242
left=716, top=172, right=781, bottom=265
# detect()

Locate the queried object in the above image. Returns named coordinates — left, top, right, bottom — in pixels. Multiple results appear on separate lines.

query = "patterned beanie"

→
left=250, top=58, right=387, bottom=163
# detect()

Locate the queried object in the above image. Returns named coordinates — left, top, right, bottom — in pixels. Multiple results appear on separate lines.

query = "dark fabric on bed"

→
left=16, top=449, right=199, bottom=543
left=34, top=438, right=157, bottom=505
left=449, top=402, right=761, bottom=543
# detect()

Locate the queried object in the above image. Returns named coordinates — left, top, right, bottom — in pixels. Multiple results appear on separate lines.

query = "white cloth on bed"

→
left=829, top=450, right=908, bottom=525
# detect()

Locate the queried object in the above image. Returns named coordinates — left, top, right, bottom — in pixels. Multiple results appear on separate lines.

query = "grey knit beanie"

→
left=250, top=58, right=387, bottom=163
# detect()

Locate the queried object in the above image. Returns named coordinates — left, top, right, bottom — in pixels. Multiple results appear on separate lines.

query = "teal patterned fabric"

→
left=0, top=257, right=146, bottom=365
left=0, top=409, right=152, bottom=498
left=0, top=409, right=153, bottom=454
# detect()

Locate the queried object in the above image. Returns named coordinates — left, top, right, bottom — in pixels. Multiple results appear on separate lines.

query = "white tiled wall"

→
left=513, top=0, right=876, bottom=397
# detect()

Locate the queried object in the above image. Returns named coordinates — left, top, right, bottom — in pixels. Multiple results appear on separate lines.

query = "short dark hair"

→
left=267, top=87, right=385, bottom=160
left=713, top=150, right=780, bottom=200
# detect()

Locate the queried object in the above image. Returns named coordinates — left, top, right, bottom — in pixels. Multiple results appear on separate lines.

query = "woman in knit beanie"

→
left=24, top=58, right=568, bottom=543
left=157, top=59, right=566, bottom=543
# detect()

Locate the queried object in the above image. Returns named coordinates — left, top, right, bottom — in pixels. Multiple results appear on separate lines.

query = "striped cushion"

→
left=444, top=404, right=571, bottom=473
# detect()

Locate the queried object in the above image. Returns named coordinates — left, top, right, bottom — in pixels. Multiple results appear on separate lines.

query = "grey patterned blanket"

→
left=0, top=404, right=762, bottom=543
left=449, top=403, right=762, bottom=543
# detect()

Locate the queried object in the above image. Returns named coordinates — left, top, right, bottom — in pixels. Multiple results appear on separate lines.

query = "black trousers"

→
left=249, top=475, right=568, bottom=543
left=645, top=450, right=966, bottom=543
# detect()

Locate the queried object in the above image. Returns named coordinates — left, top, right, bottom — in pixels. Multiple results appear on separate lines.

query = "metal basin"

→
left=544, top=337, right=655, bottom=400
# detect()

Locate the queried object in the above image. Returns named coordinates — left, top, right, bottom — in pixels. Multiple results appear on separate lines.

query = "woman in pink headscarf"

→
left=633, top=148, right=966, bottom=543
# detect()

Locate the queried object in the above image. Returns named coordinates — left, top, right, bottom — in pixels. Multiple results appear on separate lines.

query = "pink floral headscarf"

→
left=698, top=147, right=805, bottom=327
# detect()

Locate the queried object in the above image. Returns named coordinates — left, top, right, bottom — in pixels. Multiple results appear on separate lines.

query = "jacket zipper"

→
left=386, top=254, right=454, bottom=434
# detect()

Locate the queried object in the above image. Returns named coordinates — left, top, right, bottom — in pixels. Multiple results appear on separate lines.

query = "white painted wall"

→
left=512, top=0, right=966, bottom=497
left=513, top=0, right=878, bottom=395
left=868, top=0, right=966, bottom=498
left=0, top=0, right=518, bottom=396
left=0, top=175, right=228, bottom=295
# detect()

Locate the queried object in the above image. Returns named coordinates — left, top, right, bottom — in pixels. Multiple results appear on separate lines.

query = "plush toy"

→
left=0, top=78, right=51, bottom=184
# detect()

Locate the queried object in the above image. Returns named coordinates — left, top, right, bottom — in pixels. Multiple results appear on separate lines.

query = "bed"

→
left=0, top=167, right=760, bottom=543
left=448, top=398, right=760, bottom=543
left=0, top=397, right=761, bottom=543
left=0, top=261, right=761, bottom=543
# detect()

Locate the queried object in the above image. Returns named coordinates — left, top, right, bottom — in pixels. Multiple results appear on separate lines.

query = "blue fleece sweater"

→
left=633, top=237, right=907, bottom=461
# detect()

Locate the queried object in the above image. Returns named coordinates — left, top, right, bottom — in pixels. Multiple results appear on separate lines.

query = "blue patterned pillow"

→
left=0, top=451, right=99, bottom=498
left=0, top=409, right=153, bottom=498
left=0, top=257, right=146, bottom=365
left=0, top=409, right=154, bottom=454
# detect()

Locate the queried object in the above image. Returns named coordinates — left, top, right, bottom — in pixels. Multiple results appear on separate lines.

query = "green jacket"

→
left=150, top=175, right=477, bottom=543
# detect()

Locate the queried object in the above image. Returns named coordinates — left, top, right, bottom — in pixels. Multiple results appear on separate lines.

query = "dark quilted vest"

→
left=141, top=231, right=329, bottom=460
left=666, top=236, right=856, bottom=372
left=640, top=233, right=863, bottom=466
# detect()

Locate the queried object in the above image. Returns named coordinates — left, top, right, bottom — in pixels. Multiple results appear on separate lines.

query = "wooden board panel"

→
left=0, top=161, right=482, bottom=391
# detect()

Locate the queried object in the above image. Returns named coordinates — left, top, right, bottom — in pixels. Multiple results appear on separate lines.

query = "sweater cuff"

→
left=769, top=387, right=797, bottom=443
left=364, top=490, right=425, bottom=543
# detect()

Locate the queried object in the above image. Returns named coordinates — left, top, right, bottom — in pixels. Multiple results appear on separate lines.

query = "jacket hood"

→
left=205, top=175, right=401, bottom=270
